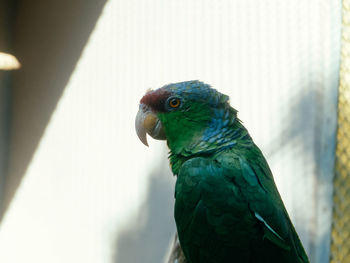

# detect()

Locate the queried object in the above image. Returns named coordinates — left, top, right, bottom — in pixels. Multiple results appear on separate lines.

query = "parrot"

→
left=135, top=80, right=309, bottom=263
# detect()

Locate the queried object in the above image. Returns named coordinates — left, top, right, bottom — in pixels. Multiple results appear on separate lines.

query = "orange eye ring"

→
left=169, top=98, right=181, bottom=108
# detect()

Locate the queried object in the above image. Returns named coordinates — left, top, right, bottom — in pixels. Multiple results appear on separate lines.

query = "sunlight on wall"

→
left=0, top=0, right=341, bottom=263
left=0, top=52, right=20, bottom=70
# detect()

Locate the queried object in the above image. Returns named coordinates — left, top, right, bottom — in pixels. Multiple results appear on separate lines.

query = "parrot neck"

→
left=168, top=107, right=253, bottom=175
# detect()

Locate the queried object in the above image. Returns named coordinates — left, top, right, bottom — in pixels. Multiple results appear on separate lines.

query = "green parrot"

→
left=135, top=81, right=309, bottom=263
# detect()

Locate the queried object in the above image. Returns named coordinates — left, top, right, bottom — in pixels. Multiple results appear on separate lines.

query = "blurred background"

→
left=0, top=0, right=345, bottom=262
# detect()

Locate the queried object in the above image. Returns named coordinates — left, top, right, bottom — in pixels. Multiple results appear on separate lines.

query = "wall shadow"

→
left=113, top=154, right=176, bottom=263
left=1, top=0, right=108, bottom=219
left=263, top=83, right=337, bottom=263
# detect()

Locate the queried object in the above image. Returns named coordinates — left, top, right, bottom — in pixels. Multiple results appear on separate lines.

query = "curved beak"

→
left=135, top=104, right=166, bottom=146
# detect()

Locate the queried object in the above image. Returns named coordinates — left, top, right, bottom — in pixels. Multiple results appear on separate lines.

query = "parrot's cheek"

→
left=135, top=105, right=166, bottom=146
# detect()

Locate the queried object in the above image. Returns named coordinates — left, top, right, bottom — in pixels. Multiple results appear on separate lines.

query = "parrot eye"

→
left=168, top=97, right=181, bottom=109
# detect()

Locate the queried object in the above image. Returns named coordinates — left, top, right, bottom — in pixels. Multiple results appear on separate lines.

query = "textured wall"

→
left=2, top=0, right=108, bottom=215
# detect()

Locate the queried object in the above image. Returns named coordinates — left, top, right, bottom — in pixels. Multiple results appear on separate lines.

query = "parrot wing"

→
left=231, top=144, right=309, bottom=263
left=175, top=145, right=309, bottom=263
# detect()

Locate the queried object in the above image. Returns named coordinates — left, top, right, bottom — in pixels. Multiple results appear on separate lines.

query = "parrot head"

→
left=135, top=81, right=238, bottom=156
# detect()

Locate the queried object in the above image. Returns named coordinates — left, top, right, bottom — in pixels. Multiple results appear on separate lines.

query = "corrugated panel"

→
left=331, top=0, right=350, bottom=262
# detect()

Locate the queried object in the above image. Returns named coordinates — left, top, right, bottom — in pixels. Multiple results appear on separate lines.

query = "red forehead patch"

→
left=140, top=89, right=171, bottom=112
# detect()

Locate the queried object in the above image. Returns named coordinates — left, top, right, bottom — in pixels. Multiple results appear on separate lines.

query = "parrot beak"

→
left=135, top=104, right=166, bottom=147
